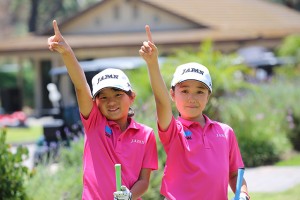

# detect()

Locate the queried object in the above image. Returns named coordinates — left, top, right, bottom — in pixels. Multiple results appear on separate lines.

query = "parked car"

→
left=0, top=111, right=26, bottom=127
left=236, top=46, right=292, bottom=81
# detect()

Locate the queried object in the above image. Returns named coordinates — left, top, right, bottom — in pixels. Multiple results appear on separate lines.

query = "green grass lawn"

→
left=276, top=153, right=300, bottom=166
left=4, top=126, right=42, bottom=143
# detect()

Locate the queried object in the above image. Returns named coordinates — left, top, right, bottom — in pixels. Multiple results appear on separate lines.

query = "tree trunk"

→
left=28, top=0, right=39, bottom=32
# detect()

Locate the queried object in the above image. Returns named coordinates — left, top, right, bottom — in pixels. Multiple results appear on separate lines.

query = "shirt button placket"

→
left=203, top=128, right=211, bottom=149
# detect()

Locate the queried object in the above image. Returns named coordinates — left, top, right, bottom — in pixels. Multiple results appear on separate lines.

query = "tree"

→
left=7, top=0, right=100, bottom=34
left=269, top=0, right=300, bottom=11
left=283, top=0, right=300, bottom=10
left=28, top=0, right=38, bottom=32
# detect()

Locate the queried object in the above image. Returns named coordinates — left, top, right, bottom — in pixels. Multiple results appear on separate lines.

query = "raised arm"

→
left=48, top=20, right=93, bottom=117
left=139, top=25, right=172, bottom=130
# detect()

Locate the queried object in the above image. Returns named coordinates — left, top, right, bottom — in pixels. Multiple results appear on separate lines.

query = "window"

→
left=153, top=14, right=160, bottom=23
left=133, top=4, right=139, bottom=19
left=113, top=5, right=120, bottom=19
left=94, top=17, right=101, bottom=25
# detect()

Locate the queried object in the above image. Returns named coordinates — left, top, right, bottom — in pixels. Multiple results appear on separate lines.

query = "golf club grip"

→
left=234, top=168, right=245, bottom=200
left=115, top=164, right=122, bottom=191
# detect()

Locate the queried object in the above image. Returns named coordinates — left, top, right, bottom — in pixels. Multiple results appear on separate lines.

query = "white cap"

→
left=171, top=62, right=212, bottom=92
left=92, top=68, right=132, bottom=98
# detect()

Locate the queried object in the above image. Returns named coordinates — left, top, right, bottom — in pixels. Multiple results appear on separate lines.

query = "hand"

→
left=47, top=20, right=71, bottom=54
left=139, top=25, right=159, bottom=64
left=232, top=192, right=250, bottom=200
left=113, top=185, right=132, bottom=200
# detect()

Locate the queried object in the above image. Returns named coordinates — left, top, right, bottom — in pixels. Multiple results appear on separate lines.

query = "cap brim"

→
left=172, top=78, right=212, bottom=92
left=92, top=86, right=131, bottom=98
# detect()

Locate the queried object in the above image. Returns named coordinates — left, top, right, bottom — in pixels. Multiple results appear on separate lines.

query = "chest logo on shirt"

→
left=131, top=139, right=145, bottom=144
left=184, top=130, right=192, bottom=140
left=216, top=133, right=226, bottom=138
left=105, top=126, right=112, bottom=138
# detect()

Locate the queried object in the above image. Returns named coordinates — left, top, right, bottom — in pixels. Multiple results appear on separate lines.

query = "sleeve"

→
left=142, top=130, right=158, bottom=170
left=158, top=116, right=182, bottom=153
left=228, top=127, right=245, bottom=173
left=80, top=101, right=104, bottom=133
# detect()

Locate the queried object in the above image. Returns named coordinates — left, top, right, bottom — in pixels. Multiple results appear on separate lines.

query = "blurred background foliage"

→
left=0, top=128, right=31, bottom=200
left=0, top=61, right=35, bottom=107
left=1, top=0, right=99, bottom=37
left=25, top=137, right=83, bottom=200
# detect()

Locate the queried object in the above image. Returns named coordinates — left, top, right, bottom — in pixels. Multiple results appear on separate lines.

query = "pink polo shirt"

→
left=159, top=115, right=244, bottom=200
left=80, top=102, right=158, bottom=200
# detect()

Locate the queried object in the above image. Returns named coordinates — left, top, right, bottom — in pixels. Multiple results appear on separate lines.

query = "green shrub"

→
left=0, top=128, right=30, bottom=200
left=0, top=60, right=35, bottom=108
left=59, top=137, right=84, bottom=168
left=26, top=164, right=82, bottom=200
left=287, top=111, right=300, bottom=151
left=275, top=35, right=300, bottom=151
left=283, top=79, right=300, bottom=151
left=219, top=77, right=300, bottom=167
left=26, top=137, right=83, bottom=200
left=277, top=34, right=300, bottom=64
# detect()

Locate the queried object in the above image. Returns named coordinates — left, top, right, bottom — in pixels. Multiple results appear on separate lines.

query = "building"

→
left=0, top=0, right=300, bottom=113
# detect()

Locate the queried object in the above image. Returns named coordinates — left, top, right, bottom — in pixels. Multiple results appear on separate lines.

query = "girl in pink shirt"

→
left=48, top=20, right=158, bottom=200
left=139, top=25, right=249, bottom=200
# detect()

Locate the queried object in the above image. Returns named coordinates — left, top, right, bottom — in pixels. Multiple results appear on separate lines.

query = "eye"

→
left=115, top=93, right=124, bottom=97
left=181, top=89, right=188, bottom=94
left=98, top=95, right=106, bottom=100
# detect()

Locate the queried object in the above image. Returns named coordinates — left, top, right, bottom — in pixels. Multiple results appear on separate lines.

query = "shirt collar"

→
left=107, top=117, right=140, bottom=131
left=177, top=114, right=215, bottom=128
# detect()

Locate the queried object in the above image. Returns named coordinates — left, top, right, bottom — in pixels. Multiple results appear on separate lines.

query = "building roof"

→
left=144, top=0, right=300, bottom=32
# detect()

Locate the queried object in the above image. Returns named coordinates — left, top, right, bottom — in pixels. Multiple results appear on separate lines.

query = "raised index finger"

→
left=145, top=25, right=153, bottom=43
left=53, top=20, right=62, bottom=37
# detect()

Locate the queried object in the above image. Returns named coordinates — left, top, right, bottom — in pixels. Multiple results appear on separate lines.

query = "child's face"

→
left=171, top=80, right=210, bottom=121
left=95, top=88, right=135, bottom=123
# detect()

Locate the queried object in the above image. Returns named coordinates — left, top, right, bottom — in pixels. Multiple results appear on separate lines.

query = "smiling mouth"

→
left=186, top=105, right=198, bottom=108
left=108, top=108, right=119, bottom=112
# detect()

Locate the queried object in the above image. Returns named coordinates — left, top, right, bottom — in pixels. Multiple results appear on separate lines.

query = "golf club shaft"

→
left=234, top=168, right=245, bottom=200
left=115, top=164, right=121, bottom=191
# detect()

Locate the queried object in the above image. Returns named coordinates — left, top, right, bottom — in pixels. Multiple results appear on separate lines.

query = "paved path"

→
left=244, top=165, right=300, bottom=193
left=12, top=144, right=300, bottom=193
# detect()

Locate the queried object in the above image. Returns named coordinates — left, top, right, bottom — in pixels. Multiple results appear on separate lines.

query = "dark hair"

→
left=171, top=85, right=211, bottom=94
left=125, top=90, right=135, bottom=117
